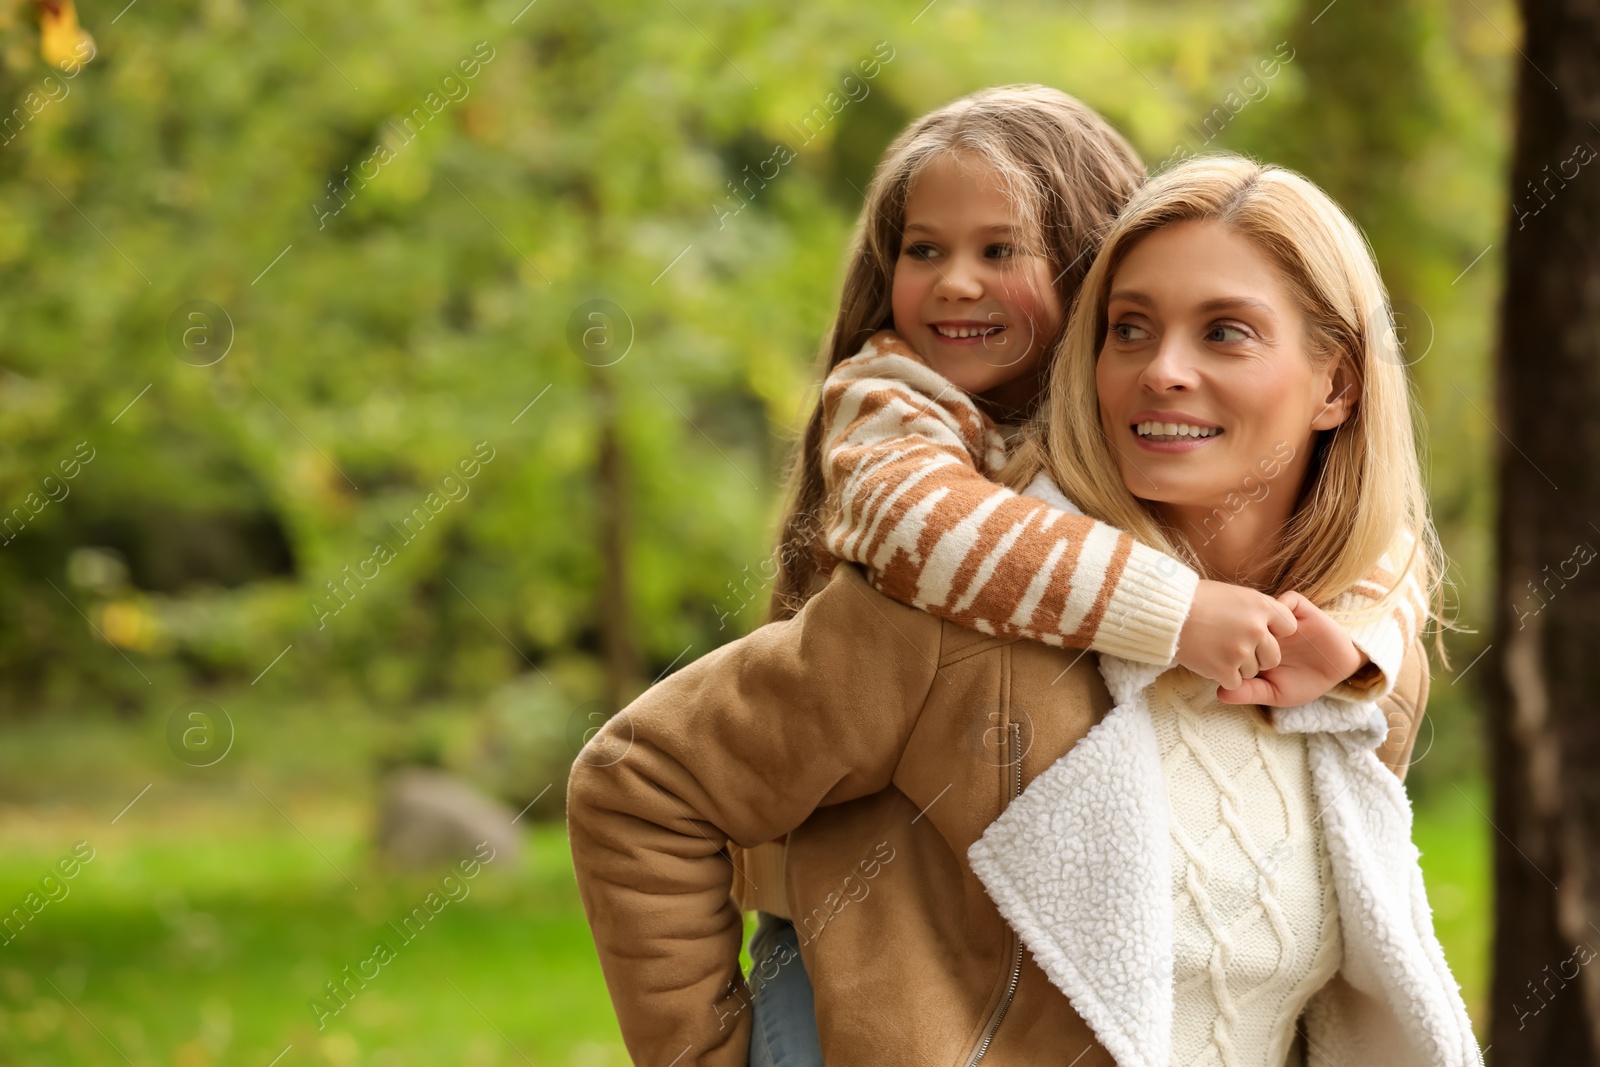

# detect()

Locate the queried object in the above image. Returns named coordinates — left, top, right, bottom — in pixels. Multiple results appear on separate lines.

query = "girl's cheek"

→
left=1011, top=281, right=1062, bottom=340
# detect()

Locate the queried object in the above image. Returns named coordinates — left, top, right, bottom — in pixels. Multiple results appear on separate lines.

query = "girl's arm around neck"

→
left=821, top=330, right=1198, bottom=664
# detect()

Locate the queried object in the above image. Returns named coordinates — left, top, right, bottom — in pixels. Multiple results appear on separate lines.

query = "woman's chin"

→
left=1131, top=489, right=1188, bottom=509
left=1123, top=477, right=1216, bottom=511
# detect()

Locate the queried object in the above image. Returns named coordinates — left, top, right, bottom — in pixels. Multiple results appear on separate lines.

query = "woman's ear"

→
left=1311, top=359, right=1358, bottom=431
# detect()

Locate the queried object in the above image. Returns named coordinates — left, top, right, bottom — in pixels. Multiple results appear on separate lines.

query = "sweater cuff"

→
left=1092, top=541, right=1200, bottom=665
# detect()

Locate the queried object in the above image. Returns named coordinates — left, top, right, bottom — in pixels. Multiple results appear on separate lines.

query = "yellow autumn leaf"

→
left=38, top=0, right=96, bottom=72
left=99, top=599, right=159, bottom=651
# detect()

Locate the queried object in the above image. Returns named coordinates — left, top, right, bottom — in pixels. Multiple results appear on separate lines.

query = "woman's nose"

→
left=1139, top=338, right=1200, bottom=391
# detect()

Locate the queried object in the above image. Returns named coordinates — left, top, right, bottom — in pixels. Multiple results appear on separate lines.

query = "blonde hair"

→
left=1006, top=153, right=1444, bottom=632
left=768, top=84, right=1146, bottom=620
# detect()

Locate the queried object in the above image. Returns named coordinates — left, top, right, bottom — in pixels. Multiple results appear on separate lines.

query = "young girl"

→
left=735, top=86, right=1427, bottom=1065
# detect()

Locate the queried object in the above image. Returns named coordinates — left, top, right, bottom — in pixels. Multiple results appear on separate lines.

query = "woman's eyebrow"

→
left=1195, top=296, right=1276, bottom=317
left=1107, top=291, right=1277, bottom=318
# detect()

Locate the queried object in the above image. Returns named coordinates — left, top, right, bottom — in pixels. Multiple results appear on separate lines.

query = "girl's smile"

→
left=929, top=319, right=1008, bottom=344
left=890, top=152, right=1063, bottom=406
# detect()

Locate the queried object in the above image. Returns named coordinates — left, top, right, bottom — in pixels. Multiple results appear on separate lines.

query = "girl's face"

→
left=890, top=153, right=1063, bottom=404
left=1095, top=220, right=1354, bottom=528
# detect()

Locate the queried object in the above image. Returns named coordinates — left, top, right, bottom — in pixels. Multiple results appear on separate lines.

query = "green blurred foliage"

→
left=0, top=0, right=1508, bottom=803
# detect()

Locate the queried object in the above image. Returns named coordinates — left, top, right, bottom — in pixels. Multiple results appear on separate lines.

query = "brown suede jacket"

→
left=566, top=564, right=1428, bottom=1067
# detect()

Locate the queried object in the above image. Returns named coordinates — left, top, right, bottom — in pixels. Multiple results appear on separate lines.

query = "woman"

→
left=567, top=155, right=1475, bottom=1066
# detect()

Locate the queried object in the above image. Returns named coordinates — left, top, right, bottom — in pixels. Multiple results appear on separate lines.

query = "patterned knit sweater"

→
left=820, top=330, right=1427, bottom=690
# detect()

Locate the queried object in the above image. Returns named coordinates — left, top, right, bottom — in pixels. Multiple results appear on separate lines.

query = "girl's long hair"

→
left=1005, top=154, right=1444, bottom=628
left=767, top=84, right=1145, bottom=621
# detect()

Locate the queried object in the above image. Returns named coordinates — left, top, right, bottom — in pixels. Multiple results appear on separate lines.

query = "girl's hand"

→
left=1216, top=591, right=1366, bottom=707
left=1177, top=580, right=1299, bottom=690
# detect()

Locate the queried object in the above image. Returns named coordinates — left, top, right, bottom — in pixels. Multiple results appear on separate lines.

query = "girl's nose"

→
left=932, top=253, right=985, bottom=301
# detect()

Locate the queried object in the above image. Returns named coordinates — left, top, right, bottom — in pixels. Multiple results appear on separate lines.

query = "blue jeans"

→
left=748, top=913, right=825, bottom=1067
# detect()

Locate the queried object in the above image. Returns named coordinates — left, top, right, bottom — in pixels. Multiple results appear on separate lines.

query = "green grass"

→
left=1414, top=778, right=1493, bottom=1033
left=0, top=797, right=629, bottom=1066
left=0, top=703, right=1490, bottom=1063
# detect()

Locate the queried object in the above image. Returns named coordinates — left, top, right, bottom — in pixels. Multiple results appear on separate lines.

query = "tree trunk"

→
left=1488, top=0, right=1600, bottom=1062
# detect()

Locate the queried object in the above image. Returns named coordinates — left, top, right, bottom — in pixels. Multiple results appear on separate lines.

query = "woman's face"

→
left=890, top=153, right=1063, bottom=408
left=1095, top=220, right=1353, bottom=530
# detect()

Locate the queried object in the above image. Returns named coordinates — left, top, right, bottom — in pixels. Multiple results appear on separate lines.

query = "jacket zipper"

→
left=966, top=722, right=1025, bottom=1066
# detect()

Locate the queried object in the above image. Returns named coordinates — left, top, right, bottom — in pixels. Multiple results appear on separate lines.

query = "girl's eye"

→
left=1111, top=322, right=1149, bottom=342
left=904, top=243, right=938, bottom=261
left=985, top=243, right=1015, bottom=260
left=1207, top=324, right=1249, bottom=343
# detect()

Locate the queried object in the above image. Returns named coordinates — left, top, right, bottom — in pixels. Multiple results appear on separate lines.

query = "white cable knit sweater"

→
left=1153, top=669, right=1341, bottom=1066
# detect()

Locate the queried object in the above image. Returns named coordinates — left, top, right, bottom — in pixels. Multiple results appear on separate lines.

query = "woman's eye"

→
left=1111, top=322, right=1149, bottom=342
left=1207, top=324, right=1248, bottom=342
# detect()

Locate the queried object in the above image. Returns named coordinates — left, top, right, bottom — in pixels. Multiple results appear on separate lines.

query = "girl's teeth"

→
left=1136, top=420, right=1220, bottom=439
left=936, top=325, right=1002, bottom=338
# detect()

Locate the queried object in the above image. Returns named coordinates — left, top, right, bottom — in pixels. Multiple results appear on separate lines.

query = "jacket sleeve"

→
left=1373, top=637, right=1430, bottom=782
left=565, top=564, right=942, bottom=1067
left=821, top=330, right=1198, bottom=664
left=1328, top=529, right=1430, bottom=703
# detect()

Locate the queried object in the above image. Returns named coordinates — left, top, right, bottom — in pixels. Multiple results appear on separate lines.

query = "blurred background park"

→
left=0, top=0, right=1521, bottom=1063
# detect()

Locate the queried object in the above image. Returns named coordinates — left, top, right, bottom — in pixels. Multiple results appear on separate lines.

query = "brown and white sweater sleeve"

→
left=820, top=330, right=1199, bottom=665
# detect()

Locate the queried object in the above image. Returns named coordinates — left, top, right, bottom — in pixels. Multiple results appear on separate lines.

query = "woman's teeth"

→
left=1135, top=421, right=1221, bottom=440
left=933, top=324, right=1004, bottom=339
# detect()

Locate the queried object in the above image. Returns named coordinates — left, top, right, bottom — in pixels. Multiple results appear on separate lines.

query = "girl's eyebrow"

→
left=904, top=222, right=1018, bottom=235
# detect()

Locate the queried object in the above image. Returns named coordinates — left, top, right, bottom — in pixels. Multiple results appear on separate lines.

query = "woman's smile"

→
left=1129, top=408, right=1225, bottom=452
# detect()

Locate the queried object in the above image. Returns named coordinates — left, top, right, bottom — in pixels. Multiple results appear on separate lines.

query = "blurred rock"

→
left=374, top=767, right=521, bottom=872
